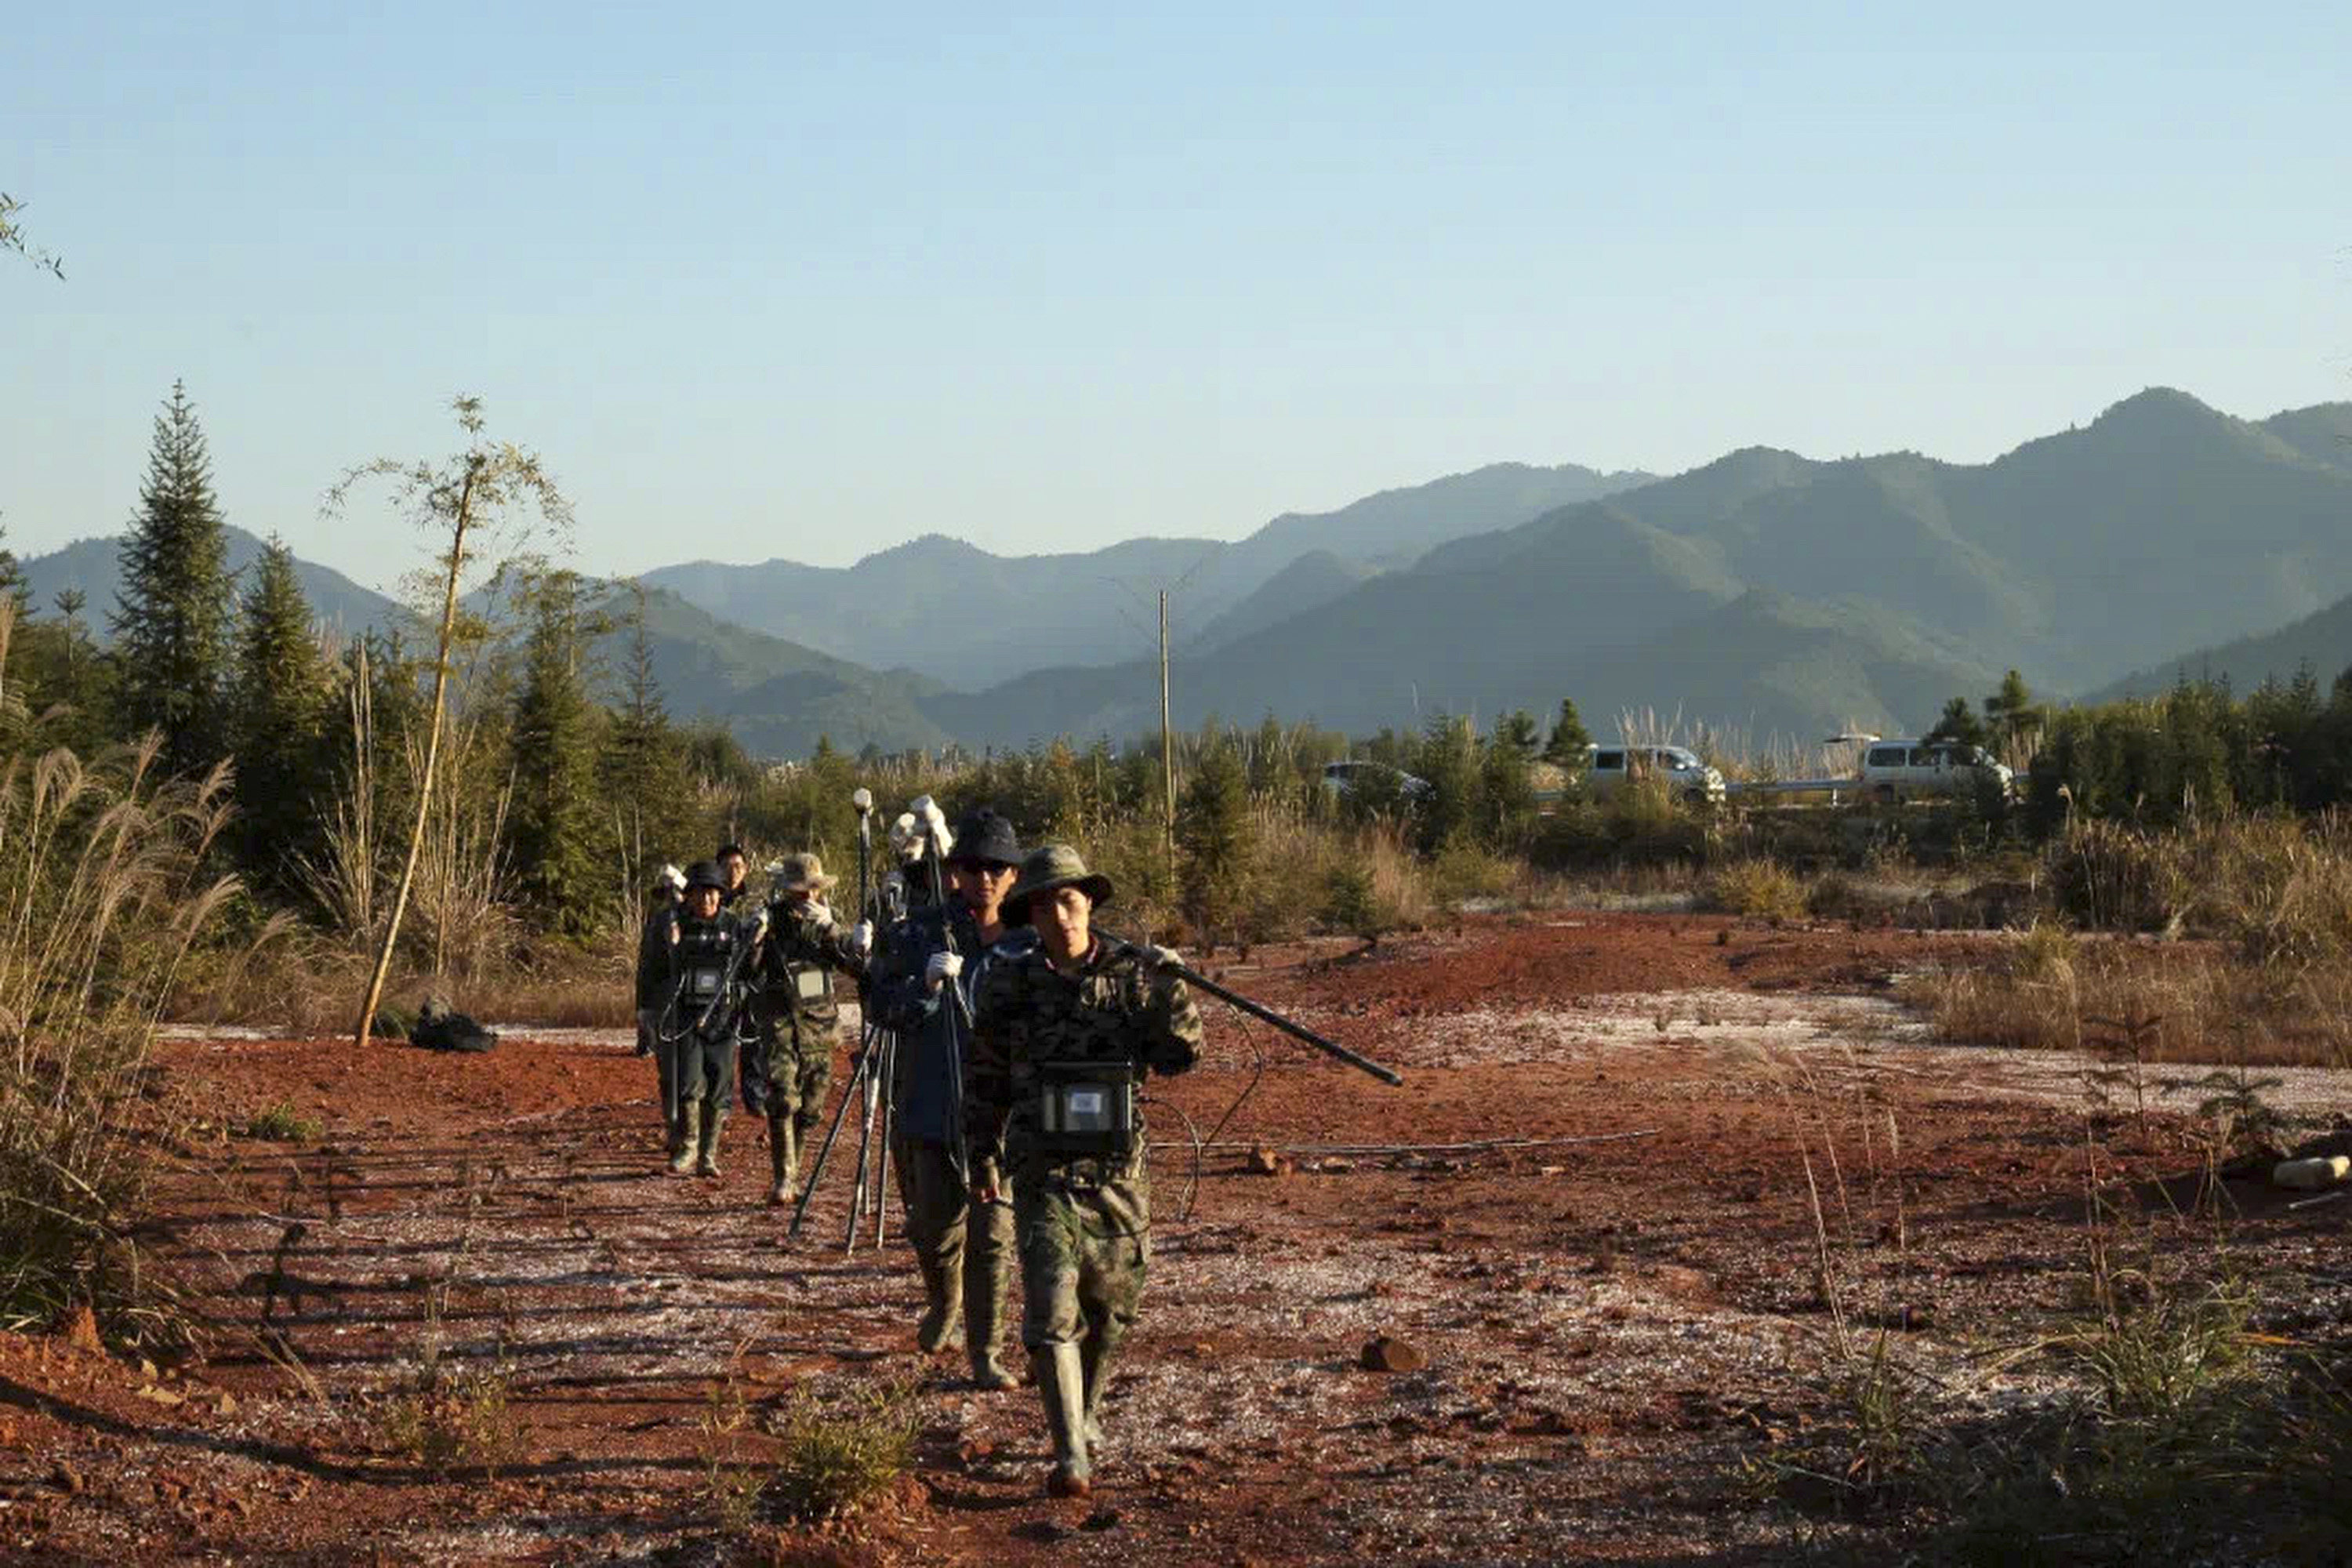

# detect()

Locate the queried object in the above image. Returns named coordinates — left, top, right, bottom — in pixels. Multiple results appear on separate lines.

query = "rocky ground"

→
left=2, top=913, right=2347, bottom=1566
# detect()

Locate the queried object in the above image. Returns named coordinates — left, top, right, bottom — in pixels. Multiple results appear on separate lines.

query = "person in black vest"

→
left=658, top=860, right=762, bottom=1177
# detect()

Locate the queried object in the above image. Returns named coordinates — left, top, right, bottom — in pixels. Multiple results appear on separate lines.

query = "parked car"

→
left=1321, top=759, right=1432, bottom=802
left=1579, top=745, right=1726, bottom=808
left=1858, top=739, right=2013, bottom=803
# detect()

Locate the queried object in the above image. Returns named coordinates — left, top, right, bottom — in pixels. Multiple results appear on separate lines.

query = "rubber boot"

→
left=967, top=1268, right=1018, bottom=1390
left=669, top=1102, right=699, bottom=1176
left=1078, top=1332, right=1110, bottom=1452
left=915, top=1254, right=960, bottom=1354
left=696, top=1103, right=726, bottom=1178
left=1034, top=1345, right=1091, bottom=1497
left=767, top=1115, right=798, bottom=1207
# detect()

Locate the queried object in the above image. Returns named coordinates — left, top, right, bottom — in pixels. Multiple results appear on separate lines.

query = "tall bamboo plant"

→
left=324, top=397, right=569, bottom=1046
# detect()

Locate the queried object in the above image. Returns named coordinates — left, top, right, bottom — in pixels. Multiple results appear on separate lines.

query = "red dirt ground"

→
left=3, top=913, right=2346, bottom=1565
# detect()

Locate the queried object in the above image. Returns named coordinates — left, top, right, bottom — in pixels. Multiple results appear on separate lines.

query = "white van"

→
left=1580, top=745, right=1726, bottom=808
left=1859, top=739, right=2013, bottom=803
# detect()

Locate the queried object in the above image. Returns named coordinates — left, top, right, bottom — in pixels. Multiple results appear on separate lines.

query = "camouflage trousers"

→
left=894, top=1137, right=1015, bottom=1336
left=751, top=1022, right=834, bottom=1138
left=1014, top=1167, right=1149, bottom=1358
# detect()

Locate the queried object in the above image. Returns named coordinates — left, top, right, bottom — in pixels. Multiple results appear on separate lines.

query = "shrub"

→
left=377, top=1363, right=524, bottom=1479
left=1429, top=838, right=1520, bottom=906
left=766, top=1381, right=919, bottom=1521
left=1704, top=858, right=1807, bottom=920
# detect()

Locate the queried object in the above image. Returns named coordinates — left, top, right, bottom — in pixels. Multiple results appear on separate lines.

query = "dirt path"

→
left=5, top=913, right=2347, bottom=1565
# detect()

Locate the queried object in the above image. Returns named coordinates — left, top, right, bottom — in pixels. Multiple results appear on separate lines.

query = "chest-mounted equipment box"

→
left=1034, top=1060, right=1138, bottom=1159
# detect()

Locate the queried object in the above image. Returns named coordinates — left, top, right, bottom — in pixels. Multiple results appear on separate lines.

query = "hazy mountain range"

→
left=16, top=388, right=2351, bottom=753
left=23, top=527, right=397, bottom=643
left=2089, top=589, right=2352, bottom=704
left=639, top=460, right=1654, bottom=687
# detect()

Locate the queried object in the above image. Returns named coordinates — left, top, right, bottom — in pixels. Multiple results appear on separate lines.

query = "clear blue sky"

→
left=6, top=2, right=2347, bottom=596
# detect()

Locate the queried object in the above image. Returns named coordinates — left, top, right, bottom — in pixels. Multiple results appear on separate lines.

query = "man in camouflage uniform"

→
left=747, top=853, right=869, bottom=1207
left=660, top=861, right=764, bottom=1178
left=869, top=808, right=1033, bottom=1387
left=634, top=862, right=688, bottom=1156
left=969, top=844, right=1201, bottom=1497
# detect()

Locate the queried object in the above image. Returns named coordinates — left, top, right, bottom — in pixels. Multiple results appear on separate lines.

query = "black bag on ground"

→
left=411, top=996, right=497, bottom=1054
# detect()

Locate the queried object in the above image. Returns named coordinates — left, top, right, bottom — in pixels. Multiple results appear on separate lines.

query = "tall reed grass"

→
left=0, top=739, right=245, bottom=1341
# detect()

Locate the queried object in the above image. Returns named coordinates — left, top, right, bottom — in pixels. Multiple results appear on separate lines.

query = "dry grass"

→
left=0, top=736, right=242, bottom=1343
left=1704, top=858, right=1809, bottom=921
left=1900, top=925, right=2350, bottom=1068
left=175, top=925, right=633, bottom=1033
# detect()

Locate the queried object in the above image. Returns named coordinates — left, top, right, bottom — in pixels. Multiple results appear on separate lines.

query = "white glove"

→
left=925, top=949, right=964, bottom=990
left=911, top=796, right=953, bottom=857
left=889, top=813, right=924, bottom=862
left=1138, top=943, right=1186, bottom=973
left=804, top=901, right=835, bottom=931
left=848, top=920, right=874, bottom=960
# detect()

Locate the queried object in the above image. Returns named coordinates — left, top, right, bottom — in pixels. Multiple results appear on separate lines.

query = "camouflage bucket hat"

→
left=1002, top=843, right=1114, bottom=926
left=769, top=852, right=837, bottom=892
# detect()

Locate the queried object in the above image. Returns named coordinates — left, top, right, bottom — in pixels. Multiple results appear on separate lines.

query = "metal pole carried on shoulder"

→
left=1103, top=931, right=1405, bottom=1087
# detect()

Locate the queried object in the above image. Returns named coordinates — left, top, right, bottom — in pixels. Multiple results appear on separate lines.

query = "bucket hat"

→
left=768, top=852, right=837, bottom=892
left=946, top=808, right=1022, bottom=869
left=1002, top=843, right=1114, bottom=925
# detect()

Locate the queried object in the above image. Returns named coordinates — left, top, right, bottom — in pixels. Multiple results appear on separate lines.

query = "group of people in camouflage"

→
left=631, top=812, right=1203, bottom=1497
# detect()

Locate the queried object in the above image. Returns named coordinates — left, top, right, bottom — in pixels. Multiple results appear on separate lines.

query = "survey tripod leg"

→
left=846, top=1025, right=891, bottom=1254
left=789, top=1024, right=878, bottom=1241
left=874, top=1033, right=895, bottom=1247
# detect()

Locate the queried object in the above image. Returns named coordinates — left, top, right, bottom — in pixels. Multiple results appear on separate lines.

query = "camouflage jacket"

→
left=967, top=938, right=1201, bottom=1184
left=871, top=902, right=1038, bottom=1145
left=751, top=898, right=865, bottom=1051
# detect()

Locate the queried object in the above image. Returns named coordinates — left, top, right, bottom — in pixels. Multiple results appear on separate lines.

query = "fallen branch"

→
left=1151, top=1129, right=1662, bottom=1157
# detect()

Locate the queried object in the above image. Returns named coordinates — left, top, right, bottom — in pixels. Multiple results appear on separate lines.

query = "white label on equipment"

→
left=1068, top=1091, right=1106, bottom=1116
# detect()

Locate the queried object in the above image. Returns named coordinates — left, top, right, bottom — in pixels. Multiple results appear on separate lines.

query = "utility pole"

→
left=1159, top=589, right=1176, bottom=880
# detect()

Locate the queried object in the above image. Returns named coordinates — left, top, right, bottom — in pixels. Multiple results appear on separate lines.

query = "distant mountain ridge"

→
left=919, top=389, right=2352, bottom=748
left=23, top=526, right=399, bottom=640
left=2088, top=590, right=2352, bottom=704
left=640, top=460, right=1653, bottom=685
left=20, top=389, right=2349, bottom=758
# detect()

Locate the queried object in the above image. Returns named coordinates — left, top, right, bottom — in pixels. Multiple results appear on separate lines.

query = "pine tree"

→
left=1479, top=713, right=1540, bottom=848
left=1926, top=696, right=1991, bottom=750
left=1413, top=714, right=1483, bottom=855
left=113, top=381, right=234, bottom=775
left=230, top=538, right=332, bottom=893
left=1178, top=736, right=1254, bottom=942
left=0, top=517, right=29, bottom=616
left=602, top=582, right=696, bottom=898
left=508, top=566, right=607, bottom=939
left=1541, top=697, right=1594, bottom=766
left=1984, top=670, right=2042, bottom=748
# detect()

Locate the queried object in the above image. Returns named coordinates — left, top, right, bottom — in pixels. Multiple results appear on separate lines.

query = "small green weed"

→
left=376, top=1362, right=524, bottom=1479
left=239, top=1100, right=323, bottom=1144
